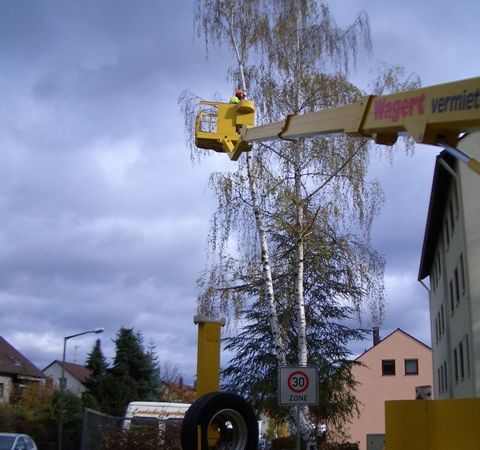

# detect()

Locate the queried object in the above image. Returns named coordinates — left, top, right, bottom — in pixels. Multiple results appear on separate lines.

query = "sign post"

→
left=279, top=366, right=318, bottom=450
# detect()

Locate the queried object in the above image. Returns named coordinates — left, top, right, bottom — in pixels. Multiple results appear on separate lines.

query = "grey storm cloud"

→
left=0, top=0, right=478, bottom=382
left=0, top=0, right=218, bottom=380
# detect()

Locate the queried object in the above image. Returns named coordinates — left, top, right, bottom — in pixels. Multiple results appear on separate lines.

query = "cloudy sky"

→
left=1, top=0, right=478, bottom=385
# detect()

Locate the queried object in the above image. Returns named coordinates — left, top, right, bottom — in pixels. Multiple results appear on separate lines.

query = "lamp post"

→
left=58, top=327, right=104, bottom=450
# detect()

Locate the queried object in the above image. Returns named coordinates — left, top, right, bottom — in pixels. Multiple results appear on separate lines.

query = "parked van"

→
left=124, top=401, right=191, bottom=427
left=123, top=401, right=191, bottom=445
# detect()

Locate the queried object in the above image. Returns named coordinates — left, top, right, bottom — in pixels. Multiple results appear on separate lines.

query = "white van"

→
left=123, top=401, right=191, bottom=444
left=123, top=401, right=191, bottom=428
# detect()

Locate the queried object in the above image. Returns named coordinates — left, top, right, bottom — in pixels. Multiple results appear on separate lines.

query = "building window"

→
left=454, top=348, right=459, bottom=384
left=435, top=317, right=439, bottom=344
left=382, top=359, right=396, bottom=376
left=459, top=341, right=465, bottom=380
left=0, top=382, right=3, bottom=399
left=449, top=281, right=454, bottom=313
left=449, top=202, right=455, bottom=234
left=440, top=305, right=445, bottom=335
left=443, top=361, right=448, bottom=391
left=445, top=219, right=450, bottom=248
left=405, top=359, right=419, bottom=375
left=460, top=253, right=466, bottom=294
left=454, top=267, right=460, bottom=305
left=465, top=334, right=471, bottom=376
left=453, top=183, right=459, bottom=217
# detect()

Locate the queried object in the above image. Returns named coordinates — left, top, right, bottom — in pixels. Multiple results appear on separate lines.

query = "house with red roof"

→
left=43, top=360, right=92, bottom=397
left=0, top=336, right=45, bottom=403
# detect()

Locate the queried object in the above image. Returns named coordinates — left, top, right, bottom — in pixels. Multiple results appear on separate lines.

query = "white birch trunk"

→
left=246, top=153, right=286, bottom=365
left=294, top=160, right=308, bottom=367
left=231, top=19, right=315, bottom=449
left=292, top=24, right=317, bottom=449
left=294, top=149, right=317, bottom=450
left=231, top=31, right=287, bottom=365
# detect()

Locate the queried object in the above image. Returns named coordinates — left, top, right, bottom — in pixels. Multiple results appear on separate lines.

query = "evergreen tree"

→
left=84, top=339, right=109, bottom=409
left=222, top=220, right=369, bottom=432
left=86, top=338, right=108, bottom=377
left=85, top=328, right=159, bottom=416
left=107, top=328, right=156, bottom=415
left=146, top=339, right=161, bottom=395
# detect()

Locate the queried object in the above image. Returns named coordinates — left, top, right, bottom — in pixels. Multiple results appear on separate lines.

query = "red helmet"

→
left=235, top=88, right=245, bottom=99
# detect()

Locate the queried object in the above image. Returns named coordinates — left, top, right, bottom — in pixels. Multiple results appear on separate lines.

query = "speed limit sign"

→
left=279, top=366, right=318, bottom=406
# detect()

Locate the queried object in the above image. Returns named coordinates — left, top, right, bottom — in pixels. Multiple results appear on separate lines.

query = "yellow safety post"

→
left=194, top=315, right=226, bottom=398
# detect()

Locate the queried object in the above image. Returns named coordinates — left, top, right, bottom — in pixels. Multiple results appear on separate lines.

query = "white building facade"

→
left=43, top=361, right=90, bottom=397
left=418, top=131, right=480, bottom=398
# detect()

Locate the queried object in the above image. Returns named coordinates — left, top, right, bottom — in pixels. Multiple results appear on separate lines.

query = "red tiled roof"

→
left=0, top=336, right=45, bottom=379
left=43, top=360, right=92, bottom=383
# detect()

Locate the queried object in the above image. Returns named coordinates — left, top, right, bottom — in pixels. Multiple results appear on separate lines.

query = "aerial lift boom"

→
left=187, top=75, right=480, bottom=449
left=195, top=76, right=480, bottom=173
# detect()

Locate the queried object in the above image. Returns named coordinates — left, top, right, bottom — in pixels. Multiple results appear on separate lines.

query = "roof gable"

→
left=0, top=336, right=45, bottom=379
left=418, top=151, right=455, bottom=280
left=355, top=328, right=431, bottom=362
left=43, top=360, right=92, bottom=383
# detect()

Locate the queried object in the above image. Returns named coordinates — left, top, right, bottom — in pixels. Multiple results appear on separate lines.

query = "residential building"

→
left=343, top=328, right=433, bottom=450
left=418, top=131, right=480, bottom=398
left=0, top=336, right=45, bottom=403
left=43, top=360, right=91, bottom=396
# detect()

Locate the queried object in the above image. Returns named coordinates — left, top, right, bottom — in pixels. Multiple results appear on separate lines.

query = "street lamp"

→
left=58, top=327, right=104, bottom=450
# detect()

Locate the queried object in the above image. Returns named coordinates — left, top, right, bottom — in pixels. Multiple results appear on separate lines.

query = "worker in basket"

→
left=229, top=88, right=245, bottom=104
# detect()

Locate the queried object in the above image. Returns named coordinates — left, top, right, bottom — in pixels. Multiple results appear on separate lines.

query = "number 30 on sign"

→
left=279, top=366, right=318, bottom=406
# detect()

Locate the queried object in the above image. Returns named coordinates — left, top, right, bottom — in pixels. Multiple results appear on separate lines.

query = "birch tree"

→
left=194, top=0, right=288, bottom=370
left=187, top=0, right=418, bottom=447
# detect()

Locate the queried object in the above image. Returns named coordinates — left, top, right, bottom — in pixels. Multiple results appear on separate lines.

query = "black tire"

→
left=180, top=391, right=258, bottom=450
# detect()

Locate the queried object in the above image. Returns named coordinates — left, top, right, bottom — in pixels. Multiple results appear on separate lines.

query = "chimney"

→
left=373, top=327, right=381, bottom=346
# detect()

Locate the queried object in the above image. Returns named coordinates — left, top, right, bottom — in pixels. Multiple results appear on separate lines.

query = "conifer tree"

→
left=85, top=328, right=158, bottom=416
left=86, top=339, right=108, bottom=377
left=84, top=338, right=109, bottom=407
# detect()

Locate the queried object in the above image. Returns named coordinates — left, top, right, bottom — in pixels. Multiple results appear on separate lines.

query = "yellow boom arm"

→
left=194, top=76, right=480, bottom=172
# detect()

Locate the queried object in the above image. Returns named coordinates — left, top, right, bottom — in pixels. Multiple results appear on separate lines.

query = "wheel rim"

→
left=207, top=407, right=249, bottom=449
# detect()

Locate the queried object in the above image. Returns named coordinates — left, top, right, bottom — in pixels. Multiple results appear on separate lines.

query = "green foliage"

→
left=86, top=338, right=108, bottom=377
left=13, top=382, right=55, bottom=421
left=85, top=328, right=159, bottom=416
left=222, top=288, right=366, bottom=426
left=102, top=424, right=159, bottom=450
left=0, top=383, right=88, bottom=449
left=111, top=328, right=158, bottom=402
left=0, top=403, right=14, bottom=431
left=81, top=392, right=100, bottom=410
left=53, top=389, right=84, bottom=448
left=319, top=443, right=359, bottom=450
left=101, top=420, right=182, bottom=450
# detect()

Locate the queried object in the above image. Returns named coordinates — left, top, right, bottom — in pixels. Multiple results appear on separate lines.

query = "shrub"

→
left=319, top=442, right=360, bottom=450
left=271, top=436, right=296, bottom=449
